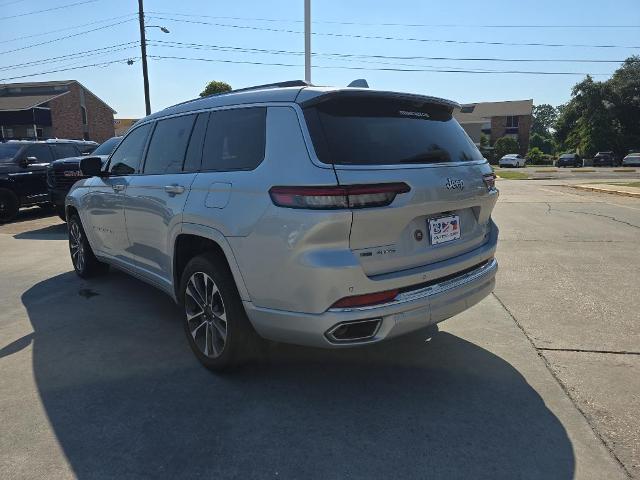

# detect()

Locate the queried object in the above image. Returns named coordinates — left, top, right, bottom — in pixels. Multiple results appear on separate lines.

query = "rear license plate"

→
left=428, top=215, right=461, bottom=245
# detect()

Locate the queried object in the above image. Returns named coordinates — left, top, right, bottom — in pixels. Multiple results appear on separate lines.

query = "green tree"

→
left=493, top=136, right=520, bottom=159
left=200, top=80, right=232, bottom=97
left=527, top=147, right=544, bottom=164
left=554, top=57, right=640, bottom=157
left=529, top=132, right=556, bottom=155
left=532, top=104, right=558, bottom=136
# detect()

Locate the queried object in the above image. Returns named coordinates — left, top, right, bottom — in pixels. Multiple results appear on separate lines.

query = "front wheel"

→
left=180, top=253, right=257, bottom=371
left=68, top=214, right=108, bottom=278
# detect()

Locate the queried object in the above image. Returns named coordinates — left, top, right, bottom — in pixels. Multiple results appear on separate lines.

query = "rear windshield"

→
left=303, top=96, right=482, bottom=165
left=560, top=154, right=575, bottom=159
left=0, top=144, right=21, bottom=162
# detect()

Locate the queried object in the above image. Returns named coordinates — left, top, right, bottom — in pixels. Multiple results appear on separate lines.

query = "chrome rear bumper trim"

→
left=329, top=258, right=497, bottom=313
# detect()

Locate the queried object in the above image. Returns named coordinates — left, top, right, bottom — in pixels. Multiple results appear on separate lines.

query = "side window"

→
left=144, top=114, right=197, bottom=174
left=52, top=144, right=80, bottom=159
left=25, top=144, right=54, bottom=163
left=183, top=113, right=209, bottom=172
left=201, top=107, right=266, bottom=171
left=108, top=123, right=152, bottom=175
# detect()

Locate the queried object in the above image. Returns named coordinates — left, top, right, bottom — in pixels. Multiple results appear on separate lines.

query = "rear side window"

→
left=52, top=144, right=79, bottom=159
left=144, top=114, right=197, bottom=174
left=0, top=144, right=21, bottom=163
left=201, top=107, right=266, bottom=171
left=109, top=123, right=152, bottom=175
left=304, top=96, right=483, bottom=165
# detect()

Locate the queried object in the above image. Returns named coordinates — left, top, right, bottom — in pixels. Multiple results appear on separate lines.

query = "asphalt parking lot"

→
left=1, top=177, right=638, bottom=479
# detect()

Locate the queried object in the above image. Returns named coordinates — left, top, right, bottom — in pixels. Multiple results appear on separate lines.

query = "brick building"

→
left=0, top=80, right=116, bottom=142
left=453, top=99, right=533, bottom=155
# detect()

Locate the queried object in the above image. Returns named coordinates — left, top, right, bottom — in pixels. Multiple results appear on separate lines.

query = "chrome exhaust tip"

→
left=325, top=318, right=382, bottom=343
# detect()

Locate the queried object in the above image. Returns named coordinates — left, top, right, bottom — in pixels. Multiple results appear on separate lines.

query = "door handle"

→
left=112, top=184, right=125, bottom=192
left=164, top=184, right=185, bottom=195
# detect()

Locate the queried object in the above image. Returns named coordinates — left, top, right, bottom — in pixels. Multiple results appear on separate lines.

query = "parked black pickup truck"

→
left=47, top=136, right=121, bottom=220
left=0, top=139, right=97, bottom=222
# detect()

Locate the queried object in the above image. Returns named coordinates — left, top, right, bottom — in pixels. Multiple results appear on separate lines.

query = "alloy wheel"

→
left=69, top=221, right=85, bottom=272
left=185, top=271, right=228, bottom=358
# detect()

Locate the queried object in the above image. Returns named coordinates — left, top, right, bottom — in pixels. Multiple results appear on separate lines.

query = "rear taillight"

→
left=331, top=289, right=399, bottom=309
left=483, top=173, right=496, bottom=191
left=269, top=183, right=410, bottom=210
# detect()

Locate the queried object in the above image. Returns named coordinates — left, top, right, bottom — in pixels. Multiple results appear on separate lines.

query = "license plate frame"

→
left=428, top=214, right=461, bottom=245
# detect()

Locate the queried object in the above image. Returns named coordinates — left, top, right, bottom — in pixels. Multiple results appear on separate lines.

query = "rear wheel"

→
left=68, top=214, right=108, bottom=278
left=180, top=253, right=256, bottom=371
left=0, top=189, right=19, bottom=223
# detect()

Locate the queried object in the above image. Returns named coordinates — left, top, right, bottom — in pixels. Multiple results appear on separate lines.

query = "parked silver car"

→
left=65, top=81, right=499, bottom=370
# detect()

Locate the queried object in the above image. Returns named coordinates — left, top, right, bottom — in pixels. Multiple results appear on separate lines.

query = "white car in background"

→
left=498, top=154, right=526, bottom=168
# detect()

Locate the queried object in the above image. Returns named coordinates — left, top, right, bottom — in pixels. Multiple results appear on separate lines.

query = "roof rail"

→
left=161, top=80, right=313, bottom=112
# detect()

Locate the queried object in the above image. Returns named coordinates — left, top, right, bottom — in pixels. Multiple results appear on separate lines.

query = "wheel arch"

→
left=172, top=224, right=250, bottom=303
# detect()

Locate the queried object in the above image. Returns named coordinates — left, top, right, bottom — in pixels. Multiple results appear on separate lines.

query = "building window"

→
left=506, top=115, right=519, bottom=134
left=80, top=106, right=88, bottom=125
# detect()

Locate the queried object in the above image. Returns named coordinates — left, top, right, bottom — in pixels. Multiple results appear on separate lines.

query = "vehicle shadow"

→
left=20, top=271, right=575, bottom=480
left=13, top=223, right=67, bottom=240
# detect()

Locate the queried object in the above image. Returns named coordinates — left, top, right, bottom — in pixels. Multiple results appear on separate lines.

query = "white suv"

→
left=66, top=81, right=499, bottom=370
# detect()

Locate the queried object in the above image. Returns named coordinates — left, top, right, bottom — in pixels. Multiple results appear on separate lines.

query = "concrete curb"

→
left=571, top=169, right=596, bottom=172
left=535, top=169, right=558, bottom=173
left=613, top=168, right=637, bottom=173
left=570, top=185, right=640, bottom=198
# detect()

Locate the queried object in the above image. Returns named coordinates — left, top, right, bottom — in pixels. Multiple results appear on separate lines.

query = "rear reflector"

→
left=483, top=173, right=496, bottom=190
left=269, top=183, right=410, bottom=209
left=331, top=289, right=399, bottom=309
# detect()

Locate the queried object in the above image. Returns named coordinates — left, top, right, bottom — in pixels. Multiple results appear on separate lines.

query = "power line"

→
left=148, top=16, right=640, bottom=50
left=146, top=11, right=640, bottom=29
left=147, top=54, right=612, bottom=76
left=0, top=13, right=136, bottom=44
left=0, top=58, right=136, bottom=82
left=147, top=38, right=627, bottom=64
left=0, top=18, right=136, bottom=55
left=0, top=0, right=99, bottom=21
left=0, top=42, right=140, bottom=71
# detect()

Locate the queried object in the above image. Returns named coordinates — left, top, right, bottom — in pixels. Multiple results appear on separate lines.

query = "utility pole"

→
left=304, top=0, right=311, bottom=84
left=138, top=0, right=151, bottom=115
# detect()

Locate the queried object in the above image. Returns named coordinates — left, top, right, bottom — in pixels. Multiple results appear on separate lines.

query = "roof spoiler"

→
left=300, top=89, right=460, bottom=111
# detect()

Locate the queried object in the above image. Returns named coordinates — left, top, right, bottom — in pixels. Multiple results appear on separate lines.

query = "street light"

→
left=137, top=0, right=169, bottom=115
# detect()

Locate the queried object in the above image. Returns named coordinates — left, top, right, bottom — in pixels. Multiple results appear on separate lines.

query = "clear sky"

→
left=2, top=0, right=639, bottom=118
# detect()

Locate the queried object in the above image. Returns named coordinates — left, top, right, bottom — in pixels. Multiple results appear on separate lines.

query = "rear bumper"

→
left=244, top=257, right=497, bottom=348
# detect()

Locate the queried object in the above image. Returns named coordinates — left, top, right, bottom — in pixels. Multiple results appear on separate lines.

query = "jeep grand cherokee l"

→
left=65, top=81, right=499, bottom=371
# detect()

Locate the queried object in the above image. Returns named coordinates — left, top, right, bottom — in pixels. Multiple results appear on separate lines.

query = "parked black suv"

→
left=593, top=151, right=619, bottom=167
left=0, top=140, right=97, bottom=222
left=47, top=136, right=121, bottom=220
left=556, top=153, right=582, bottom=168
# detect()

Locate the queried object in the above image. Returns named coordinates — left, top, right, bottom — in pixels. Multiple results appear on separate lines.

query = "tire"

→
left=68, top=214, right=108, bottom=278
left=0, top=189, right=19, bottom=223
left=179, top=252, right=257, bottom=371
left=55, top=206, right=67, bottom=222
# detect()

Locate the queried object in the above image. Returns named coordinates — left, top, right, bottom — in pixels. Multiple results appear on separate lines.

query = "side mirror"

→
left=80, top=156, right=105, bottom=177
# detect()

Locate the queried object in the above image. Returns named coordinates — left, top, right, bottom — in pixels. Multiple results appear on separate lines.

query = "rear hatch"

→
left=302, top=92, right=497, bottom=277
